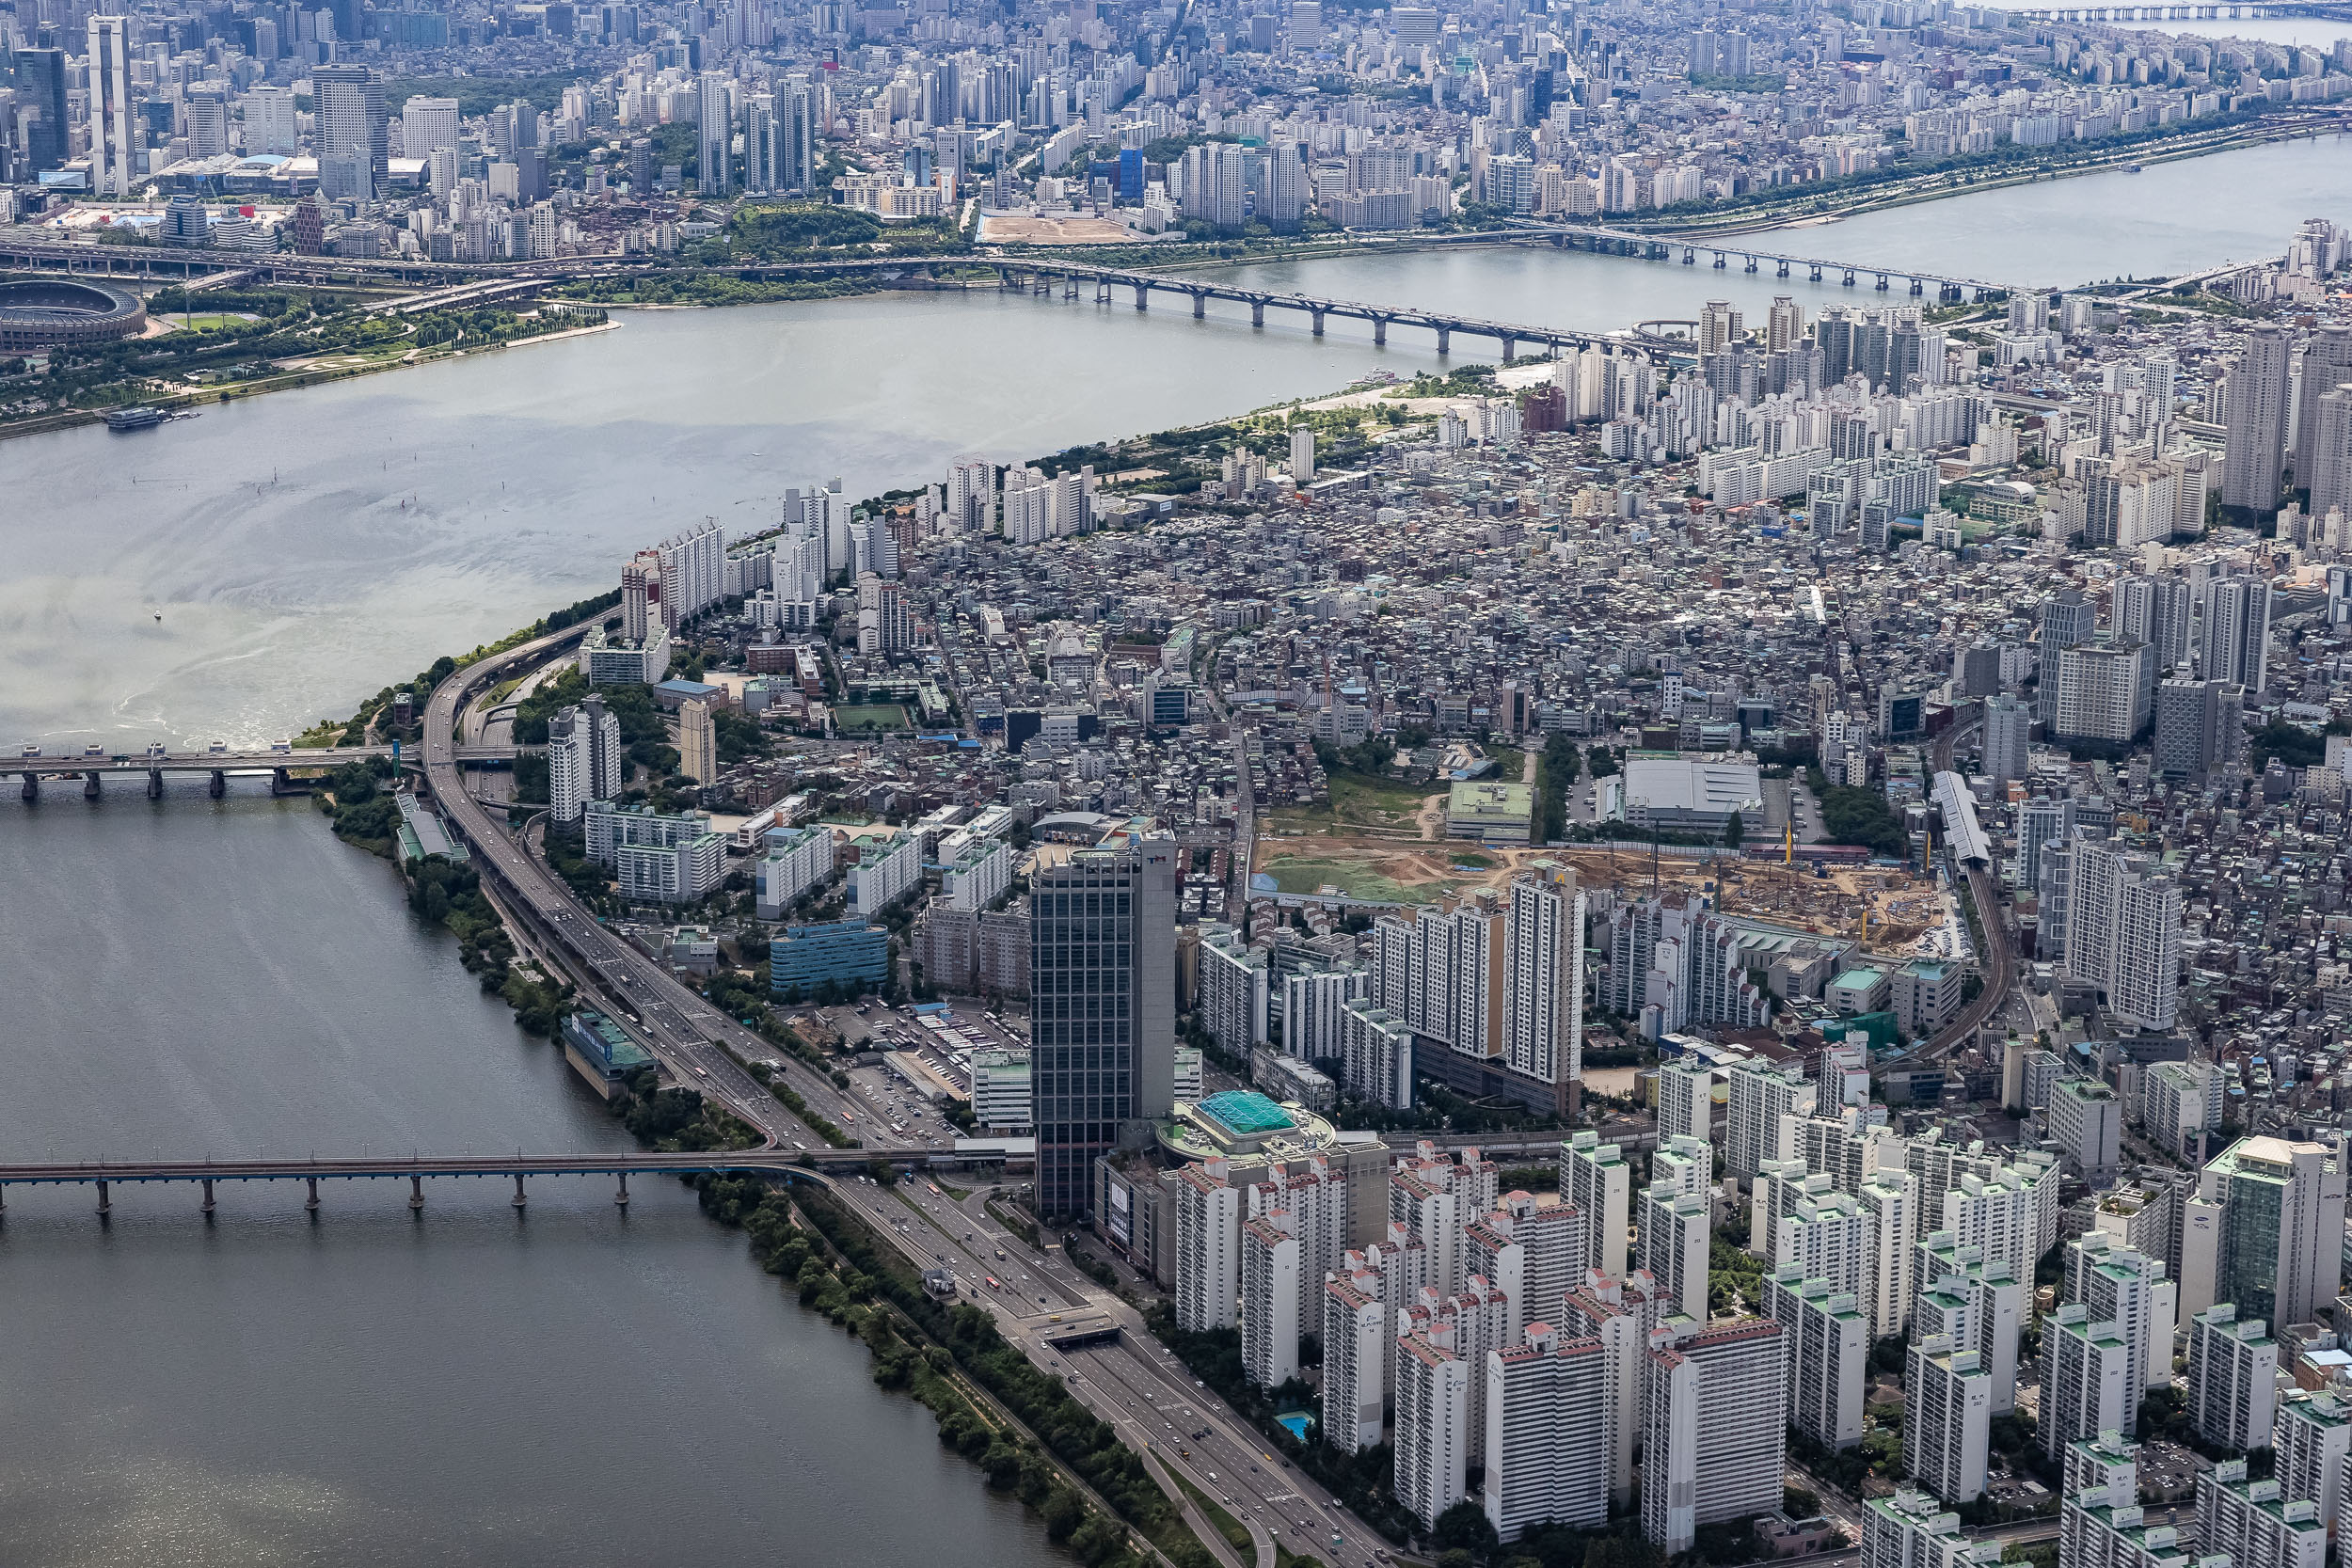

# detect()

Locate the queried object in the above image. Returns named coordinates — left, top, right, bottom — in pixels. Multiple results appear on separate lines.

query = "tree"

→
left=1432, top=1500, right=1499, bottom=1559
left=1723, top=810, right=1745, bottom=847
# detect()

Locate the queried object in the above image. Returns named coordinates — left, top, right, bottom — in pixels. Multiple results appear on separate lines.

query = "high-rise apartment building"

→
left=2273, top=1389, right=2352, bottom=1534
left=1561, top=1131, right=1629, bottom=1279
left=1905, top=1333, right=1991, bottom=1504
left=2064, top=842, right=2183, bottom=1033
left=2203, top=576, right=2273, bottom=694
left=1029, top=839, right=1178, bottom=1215
left=2051, top=643, right=2152, bottom=744
left=2153, top=679, right=2244, bottom=781
left=2199, top=1460, right=2327, bottom=1568
left=1240, top=1212, right=1301, bottom=1388
left=2293, top=326, right=2352, bottom=493
left=2114, top=575, right=2194, bottom=676
left=2222, top=325, right=2295, bottom=513
left=547, top=695, right=622, bottom=822
left=1483, top=1325, right=1611, bottom=1542
left=1394, top=1322, right=1470, bottom=1530
left=1321, top=1258, right=1386, bottom=1452
left=1502, top=869, right=1580, bottom=1086
left=696, top=71, right=733, bottom=194
left=1174, top=1163, right=1242, bottom=1331
left=676, top=697, right=717, bottom=785
left=2041, top=1306, right=2132, bottom=1461
left=2187, top=1304, right=2279, bottom=1452
left=1642, top=1317, right=1787, bottom=1555
left=1982, top=696, right=2032, bottom=784
left=1726, top=1059, right=1813, bottom=1180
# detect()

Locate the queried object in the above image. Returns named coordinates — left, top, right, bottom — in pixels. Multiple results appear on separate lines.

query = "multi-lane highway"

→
left=422, top=629, right=1400, bottom=1568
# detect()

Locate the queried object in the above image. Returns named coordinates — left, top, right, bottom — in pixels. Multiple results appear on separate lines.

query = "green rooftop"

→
left=1199, top=1090, right=1295, bottom=1137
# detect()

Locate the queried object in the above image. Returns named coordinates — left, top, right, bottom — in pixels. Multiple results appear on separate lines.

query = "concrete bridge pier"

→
left=1247, top=298, right=1264, bottom=327
left=1809, top=262, right=1824, bottom=281
left=1681, top=247, right=1696, bottom=265
left=1712, top=251, right=1727, bottom=269
left=410, top=1175, right=425, bottom=1211
left=148, top=768, right=164, bottom=799
left=1499, top=334, right=1517, bottom=360
left=305, top=1176, right=320, bottom=1214
left=615, top=1171, right=630, bottom=1208
left=95, top=1180, right=110, bottom=1216
left=1874, top=273, right=1890, bottom=292
left=1435, top=325, right=1451, bottom=356
left=1310, top=307, right=1326, bottom=337
left=1132, top=282, right=1150, bottom=311
left=1062, top=278, right=1078, bottom=300
left=1909, top=277, right=1925, bottom=295
left=201, top=1179, right=215, bottom=1216
left=1190, top=289, right=1206, bottom=319
left=271, top=768, right=291, bottom=795
left=1744, top=255, right=1758, bottom=273
left=20, top=772, right=36, bottom=803
left=512, top=1174, right=529, bottom=1210
left=1371, top=315, right=1388, bottom=346
left=209, top=769, right=226, bottom=799
left=1842, top=269, right=1858, bottom=287
left=1777, top=260, right=1790, bottom=277
left=83, top=771, right=101, bottom=800
left=1094, top=279, right=1112, bottom=305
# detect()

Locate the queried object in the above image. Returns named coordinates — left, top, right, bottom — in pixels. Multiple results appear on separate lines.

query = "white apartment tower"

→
left=1905, top=1334, right=1992, bottom=1505
left=1240, top=1212, right=1302, bottom=1389
left=1561, top=1132, right=1629, bottom=1280
left=1642, top=1317, right=1788, bottom=1556
left=1484, top=1325, right=1612, bottom=1542
left=1175, top=1164, right=1242, bottom=1332
left=2188, top=1304, right=2279, bottom=1453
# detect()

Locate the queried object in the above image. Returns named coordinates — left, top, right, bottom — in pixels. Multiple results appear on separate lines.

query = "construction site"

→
left=1253, top=822, right=1946, bottom=951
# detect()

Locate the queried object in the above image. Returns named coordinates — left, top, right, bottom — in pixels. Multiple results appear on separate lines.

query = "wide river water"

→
left=0, top=132, right=2343, bottom=750
left=0, top=147, right=2343, bottom=1562
left=0, top=790, right=1057, bottom=1567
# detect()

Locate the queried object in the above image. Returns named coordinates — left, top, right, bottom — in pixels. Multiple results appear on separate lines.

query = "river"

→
left=0, top=787, right=1055, bottom=1568
left=2, top=133, right=2344, bottom=752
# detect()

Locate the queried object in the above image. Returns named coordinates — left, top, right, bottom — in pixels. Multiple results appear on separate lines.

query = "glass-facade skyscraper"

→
left=1029, top=838, right=1177, bottom=1217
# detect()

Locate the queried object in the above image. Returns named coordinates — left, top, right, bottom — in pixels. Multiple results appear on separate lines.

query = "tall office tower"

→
left=1857, top=1176, right=1915, bottom=1341
left=1656, top=1057, right=1712, bottom=1144
left=1768, top=296, right=1805, bottom=355
left=774, top=76, right=817, bottom=191
left=2192, top=1142, right=2343, bottom=1335
left=1029, top=838, right=1177, bottom=1215
left=2200, top=1460, right=2328, bottom=1568
left=1725, top=1059, right=1813, bottom=1180
left=2187, top=1303, right=2280, bottom=1451
left=2223, top=325, right=2294, bottom=513
left=2274, top=1390, right=2352, bottom=1532
left=677, top=697, right=717, bottom=784
left=697, top=71, right=732, bottom=194
left=2307, top=382, right=2352, bottom=526
left=1863, top=1490, right=2004, bottom=1568
left=2203, top=575, right=2272, bottom=694
left=401, top=95, right=461, bottom=156
left=1502, top=868, right=1578, bottom=1086
left=1561, top=1131, right=1629, bottom=1280
left=1639, top=1186, right=1711, bottom=1322
left=2051, top=643, right=2152, bottom=744
left=15, top=48, right=69, bottom=173
left=1394, top=1320, right=1470, bottom=1530
left=1321, top=1259, right=1387, bottom=1452
left=1240, top=1212, right=1301, bottom=1388
left=2115, top=576, right=2194, bottom=676
left=84, top=17, right=135, bottom=198
left=1905, top=1334, right=1991, bottom=1504
left=1981, top=695, right=2031, bottom=784
left=2041, top=589, right=2097, bottom=654
left=2153, top=677, right=2243, bottom=781
left=1174, top=1163, right=1241, bottom=1330
left=312, top=65, right=388, bottom=201
left=1642, top=1317, right=1788, bottom=1556
left=2294, top=326, right=2352, bottom=488
left=186, top=89, right=230, bottom=159
left=1484, top=1325, right=1611, bottom=1542
left=2040, top=1306, right=2132, bottom=1462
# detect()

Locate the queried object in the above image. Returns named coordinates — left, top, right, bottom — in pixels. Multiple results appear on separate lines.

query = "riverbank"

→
left=0, top=309, right=616, bottom=444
